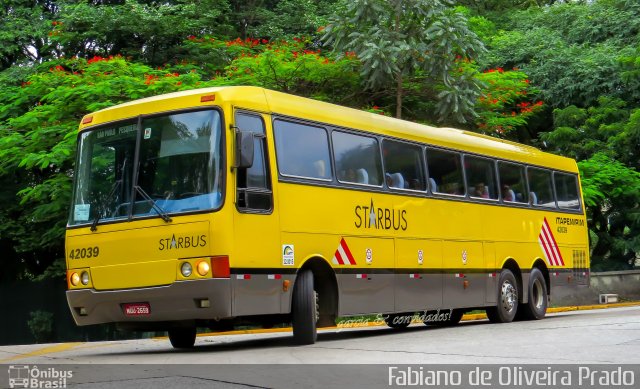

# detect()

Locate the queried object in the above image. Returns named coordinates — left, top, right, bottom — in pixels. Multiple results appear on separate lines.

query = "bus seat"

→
left=390, top=173, right=404, bottom=189
left=429, top=178, right=437, bottom=192
left=356, top=168, right=369, bottom=184
left=313, top=159, right=326, bottom=178
left=530, top=191, right=538, bottom=205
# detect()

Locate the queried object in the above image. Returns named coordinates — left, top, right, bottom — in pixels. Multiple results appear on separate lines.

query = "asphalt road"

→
left=1, top=306, right=639, bottom=388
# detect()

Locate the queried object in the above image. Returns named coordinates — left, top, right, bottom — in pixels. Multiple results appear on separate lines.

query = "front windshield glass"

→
left=69, top=110, right=223, bottom=226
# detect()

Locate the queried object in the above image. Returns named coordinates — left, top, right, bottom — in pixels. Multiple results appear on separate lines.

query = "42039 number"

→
left=69, top=246, right=99, bottom=259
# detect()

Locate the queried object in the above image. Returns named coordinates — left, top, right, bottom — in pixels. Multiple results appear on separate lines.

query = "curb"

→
left=154, top=301, right=640, bottom=340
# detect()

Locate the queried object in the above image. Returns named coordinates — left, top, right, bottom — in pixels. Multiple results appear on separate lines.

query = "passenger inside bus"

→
left=502, top=184, right=516, bottom=202
left=473, top=182, right=490, bottom=198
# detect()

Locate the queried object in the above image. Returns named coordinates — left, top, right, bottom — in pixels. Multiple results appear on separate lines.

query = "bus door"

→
left=231, top=110, right=283, bottom=316
left=442, top=241, right=485, bottom=308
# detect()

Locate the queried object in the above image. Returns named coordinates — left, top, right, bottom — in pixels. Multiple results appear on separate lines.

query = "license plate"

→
left=122, top=303, right=151, bottom=316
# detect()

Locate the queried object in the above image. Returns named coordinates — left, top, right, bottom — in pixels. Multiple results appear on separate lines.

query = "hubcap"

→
left=501, top=281, right=517, bottom=313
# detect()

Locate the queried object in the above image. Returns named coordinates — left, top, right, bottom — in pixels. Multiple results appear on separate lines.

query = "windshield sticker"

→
left=74, top=204, right=90, bottom=221
left=144, top=127, right=152, bottom=139
left=282, top=244, right=295, bottom=266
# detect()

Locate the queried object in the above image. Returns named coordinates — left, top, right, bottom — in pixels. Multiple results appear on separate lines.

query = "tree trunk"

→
left=396, top=72, right=403, bottom=119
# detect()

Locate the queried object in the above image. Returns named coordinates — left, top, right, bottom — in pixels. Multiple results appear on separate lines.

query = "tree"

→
left=541, top=98, right=640, bottom=269
left=0, top=56, right=217, bottom=279
left=322, top=0, right=485, bottom=121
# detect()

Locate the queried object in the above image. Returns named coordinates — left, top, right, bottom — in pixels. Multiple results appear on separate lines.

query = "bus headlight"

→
left=181, top=262, right=193, bottom=277
left=70, top=272, right=80, bottom=286
left=196, top=261, right=210, bottom=276
left=81, top=271, right=90, bottom=285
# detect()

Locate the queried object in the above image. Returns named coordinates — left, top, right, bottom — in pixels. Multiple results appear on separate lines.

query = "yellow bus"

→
left=65, top=86, right=590, bottom=348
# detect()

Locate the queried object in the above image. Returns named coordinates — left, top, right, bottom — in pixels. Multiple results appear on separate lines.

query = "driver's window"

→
left=235, top=112, right=272, bottom=212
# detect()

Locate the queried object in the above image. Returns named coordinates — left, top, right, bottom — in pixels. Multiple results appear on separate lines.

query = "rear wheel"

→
left=384, top=313, right=413, bottom=329
left=168, top=327, right=196, bottom=349
left=292, top=269, right=318, bottom=345
left=486, top=269, right=518, bottom=323
left=518, top=268, right=548, bottom=320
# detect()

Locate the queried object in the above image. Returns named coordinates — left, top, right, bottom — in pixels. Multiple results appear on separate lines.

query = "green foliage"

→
left=27, top=310, right=54, bottom=343
left=578, top=154, right=640, bottom=268
left=219, top=40, right=361, bottom=103
left=0, top=56, right=215, bottom=278
left=54, top=0, right=233, bottom=66
left=322, top=0, right=485, bottom=121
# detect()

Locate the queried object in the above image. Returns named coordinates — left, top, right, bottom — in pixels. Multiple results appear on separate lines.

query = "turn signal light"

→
left=70, top=272, right=80, bottom=286
left=196, top=260, right=210, bottom=276
left=211, top=256, right=230, bottom=278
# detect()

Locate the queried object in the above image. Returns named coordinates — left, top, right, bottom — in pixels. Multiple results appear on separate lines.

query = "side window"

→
left=555, top=172, right=580, bottom=209
left=333, top=131, right=383, bottom=186
left=235, top=112, right=272, bottom=211
left=498, top=162, right=529, bottom=204
left=426, top=149, right=464, bottom=196
left=527, top=168, right=555, bottom=207
left=382, top=139, right=426, bottom=191
left=465, top=156, right=498, bottom=200
left=274, top=120, right=331, bottom=180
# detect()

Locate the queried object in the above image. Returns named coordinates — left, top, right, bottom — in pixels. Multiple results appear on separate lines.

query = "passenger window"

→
left=555, top=172, right=580, bottom=209
left=498, top=162, right=529, bottom=204
left=426, top=149, right=464, bottom=196
left=527, top=168, right=555, bottom=207
left=273, top=120, right=331, bottom=180
left=235, top=112, right=272, bottom=211
left=333, top=131, right=383, bottom=186
left=382, top=140, right=426, bottom=191
left=465, top=156, right=498, bottom=200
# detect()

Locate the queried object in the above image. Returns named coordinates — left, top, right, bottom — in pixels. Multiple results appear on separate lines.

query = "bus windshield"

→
left=69, top=109, right=223, bottom=227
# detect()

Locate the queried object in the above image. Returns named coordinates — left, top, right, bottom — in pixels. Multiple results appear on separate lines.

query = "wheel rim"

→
left=532, top=278, right=544, bottom=310
left=501, top=280, right=517, bottom=313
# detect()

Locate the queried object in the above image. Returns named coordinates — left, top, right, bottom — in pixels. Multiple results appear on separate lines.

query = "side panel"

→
left=394, top=238, right=443, bottom=311
left=442, top=240, right=485, bottom=308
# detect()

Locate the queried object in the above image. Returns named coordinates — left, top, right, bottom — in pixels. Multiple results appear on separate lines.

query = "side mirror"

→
left=235, top=130, right=254, bottom=168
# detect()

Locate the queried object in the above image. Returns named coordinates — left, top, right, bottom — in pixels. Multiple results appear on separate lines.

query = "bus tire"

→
left=384, top=313, right=413, bottom=329
left=518, top=268, right=548, bottom=320
left=292, top=269, right=318, bottom=345
left=486, top=269, right=518, bottom=323
left=168, top=327, right=196, bottom=349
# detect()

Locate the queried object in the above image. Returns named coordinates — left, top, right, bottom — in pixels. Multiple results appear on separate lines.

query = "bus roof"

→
left=80, top=86, right=577, bottom=172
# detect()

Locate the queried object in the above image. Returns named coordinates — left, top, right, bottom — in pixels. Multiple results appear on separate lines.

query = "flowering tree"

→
left=0, top=56, right=215, bottom=278
left=474, top=67, right=544, bottom=138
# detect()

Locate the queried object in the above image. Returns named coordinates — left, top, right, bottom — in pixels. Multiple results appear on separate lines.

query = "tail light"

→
left=211, top=256, right=230, bottom=278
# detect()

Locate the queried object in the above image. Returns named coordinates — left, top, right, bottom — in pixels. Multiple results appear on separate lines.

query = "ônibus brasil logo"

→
left=8, top=365, right=72, bottom=388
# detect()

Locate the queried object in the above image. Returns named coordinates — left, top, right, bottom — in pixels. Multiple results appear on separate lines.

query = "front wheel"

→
left=518, top=268, right=548, bottom=320
left=168, top=327, right=196, bottom=349
left=291, top=269, right=318, bottom=345
left=486, top=269, right=518, bottom=323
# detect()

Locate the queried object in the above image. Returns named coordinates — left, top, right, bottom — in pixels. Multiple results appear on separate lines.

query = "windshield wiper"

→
left=134, top=185, right=172, bottom=223
left=90, top=179, right=122, bottom=232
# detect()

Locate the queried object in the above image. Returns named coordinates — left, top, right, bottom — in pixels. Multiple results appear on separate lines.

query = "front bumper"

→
left=66, top=279, right=231, bottom=326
